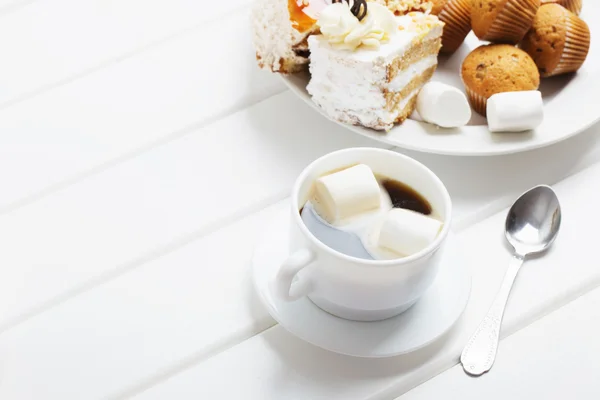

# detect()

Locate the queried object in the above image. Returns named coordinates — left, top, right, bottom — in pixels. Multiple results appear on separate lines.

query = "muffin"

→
left=520, top=4, right=590, bottom=77
left=471, top=0, right=541, bottom=44
left=461, top=44, right=540, bottom=116
left=431, top=0, right=472, bottom=54
left=540, top=0, right=582, bottom=15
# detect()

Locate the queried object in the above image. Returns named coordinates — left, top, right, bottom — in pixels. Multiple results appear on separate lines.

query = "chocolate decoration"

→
left=333, top=0, right=368, bottom=21
left=294, top=49, right=311, bottom=59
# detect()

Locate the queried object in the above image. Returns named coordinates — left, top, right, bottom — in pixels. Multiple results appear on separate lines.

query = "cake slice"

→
left=252, top=0, right=321, bottom=73
left=307, top=5, right=444, bottom=131
left=252, top=0, right=434, bottom=74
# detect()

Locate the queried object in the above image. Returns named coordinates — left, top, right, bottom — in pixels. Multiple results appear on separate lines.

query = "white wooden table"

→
left=1, top=1, right=599, bottom=399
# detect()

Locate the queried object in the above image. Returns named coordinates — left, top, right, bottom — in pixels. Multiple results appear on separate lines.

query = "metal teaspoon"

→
left=460, top=185, right=562, bottom=376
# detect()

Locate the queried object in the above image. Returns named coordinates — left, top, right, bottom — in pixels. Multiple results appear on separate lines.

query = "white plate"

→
left=281, top=3, right=600, bottom=156
left=252, top=208, right=471, bottom=358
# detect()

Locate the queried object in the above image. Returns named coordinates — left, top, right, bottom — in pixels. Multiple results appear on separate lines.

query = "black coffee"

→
left=379, top=178, right=432, bottom=216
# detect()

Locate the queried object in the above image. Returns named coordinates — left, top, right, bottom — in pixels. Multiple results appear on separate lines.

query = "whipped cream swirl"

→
left=317, top=1, right=398, bottom=50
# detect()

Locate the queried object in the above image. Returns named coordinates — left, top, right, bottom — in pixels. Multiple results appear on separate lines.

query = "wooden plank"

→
left=0, top=10, right=285, bottom=211
left=0, top=118, right=597, bottom=398
left=0, top=0, right=254, bottom=108
left=0, top=201, right=287, bottom=400
left=0, top=0, right=31, bottom=13
left=400, top=287, right=600, bottom=400
left=131, top=162, right=600, bottom=400
left=0, top=91, right=384, bottom=333
left=406, top=125, right=600, bottom=230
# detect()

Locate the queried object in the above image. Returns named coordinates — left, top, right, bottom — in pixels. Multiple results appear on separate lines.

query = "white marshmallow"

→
left=409, top=109, right=424, bottom=122
left=487, top=91, right=544, bottom=133
left=416, top=82, right=471, bottom=128
left=312, top=164, right=381, bottom=224
left=378, top=208, right=443, bottom=256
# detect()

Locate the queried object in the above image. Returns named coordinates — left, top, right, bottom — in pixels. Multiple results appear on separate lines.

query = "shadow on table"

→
left=242, top=252, right=469, bottom=398
left=260, top=314, right=467, bottom=399
left=408, top=126, right=599, bottom=223
left=243, top=264, right=279, bottom=333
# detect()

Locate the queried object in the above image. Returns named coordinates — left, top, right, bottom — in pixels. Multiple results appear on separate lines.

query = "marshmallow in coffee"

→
left=312, top=164, right=381, bottom=225
left=378, top=208, right=443, bottom=256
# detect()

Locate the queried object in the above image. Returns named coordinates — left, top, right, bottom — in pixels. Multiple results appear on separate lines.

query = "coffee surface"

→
left=380, top=178, right=432, bottom=216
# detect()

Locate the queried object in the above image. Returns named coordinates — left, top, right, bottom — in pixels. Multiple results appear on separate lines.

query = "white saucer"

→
left=252, top=208, right=472, bottom=358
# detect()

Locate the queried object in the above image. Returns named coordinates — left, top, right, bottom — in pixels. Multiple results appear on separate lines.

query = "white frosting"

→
left=313, top=18, right=442, bottom=62
left=307, top=44, right=438, bottom=128
left=395, top=88, right=422, bottom=114
left=388, top=55, right=437, bottom=91
left=307, top=12, right=443, bottom=130
left=318, top=2, right=398, bottom=50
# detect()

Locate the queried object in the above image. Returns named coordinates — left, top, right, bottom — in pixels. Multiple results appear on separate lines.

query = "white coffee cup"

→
left=273, top=148, right=452, bottom=321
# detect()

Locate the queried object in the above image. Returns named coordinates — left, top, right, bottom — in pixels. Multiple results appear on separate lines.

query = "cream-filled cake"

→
left=307, top=2, right=443, bottom=130
left=252, top=0, right=322, bottom=73
left=252, top=0, right=434, bottom=74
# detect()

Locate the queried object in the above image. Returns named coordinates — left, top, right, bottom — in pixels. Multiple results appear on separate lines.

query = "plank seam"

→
left=369, top=275, right=600, bottom=400
left=0, top=86, right=287, bottom=216
left=0, top=0, right=35, bottom=16
left=0, top=189, right=288, bottom=335
left=109, top=324, right=279, bottom=400
left=0, top=4, right=253, bottom=113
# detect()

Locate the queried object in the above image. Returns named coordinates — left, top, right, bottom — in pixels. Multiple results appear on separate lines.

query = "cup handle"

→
left=274, top=248, right=315, bottom=301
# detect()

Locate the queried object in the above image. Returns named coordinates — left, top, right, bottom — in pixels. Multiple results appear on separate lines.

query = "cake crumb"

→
left=370, top=0, right=433, bottom=15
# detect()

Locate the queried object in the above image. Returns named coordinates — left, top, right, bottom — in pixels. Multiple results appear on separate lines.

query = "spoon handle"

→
left=461, top=255, right=524, bottom=376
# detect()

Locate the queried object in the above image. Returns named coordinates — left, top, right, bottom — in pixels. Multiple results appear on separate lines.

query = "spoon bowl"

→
left=505, top=185, right=562, bottom=257
left=300, top=204, right=374, bottom=260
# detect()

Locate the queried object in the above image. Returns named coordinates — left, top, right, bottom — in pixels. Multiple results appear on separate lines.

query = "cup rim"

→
left=292, top=147, right=452, bottom=267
